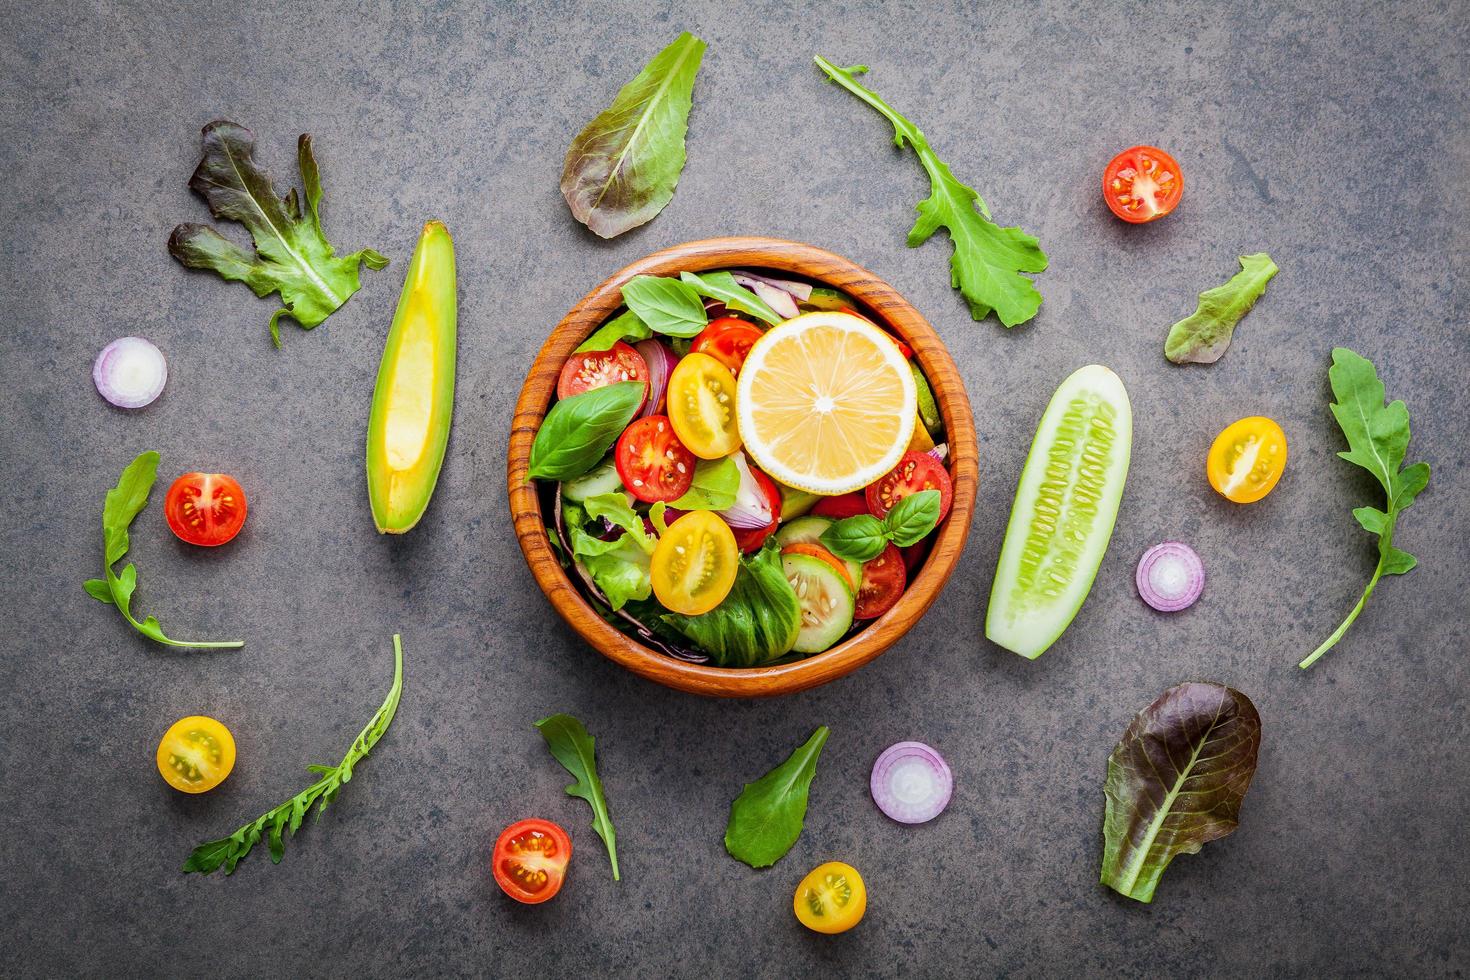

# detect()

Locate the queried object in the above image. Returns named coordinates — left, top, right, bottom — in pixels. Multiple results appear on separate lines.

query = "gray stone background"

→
left=1, top=0, right=1465, bottom=976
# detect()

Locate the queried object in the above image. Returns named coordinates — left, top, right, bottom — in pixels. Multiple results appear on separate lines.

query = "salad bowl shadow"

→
left=507, top=237, right=977, bottom=697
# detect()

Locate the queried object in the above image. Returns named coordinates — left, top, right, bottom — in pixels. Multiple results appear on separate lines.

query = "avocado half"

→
left=366, top=220, right=457, bottom=533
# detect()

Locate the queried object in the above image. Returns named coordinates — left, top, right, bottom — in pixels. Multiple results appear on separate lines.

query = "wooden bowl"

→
left=508, top=237, right=977, bottom=697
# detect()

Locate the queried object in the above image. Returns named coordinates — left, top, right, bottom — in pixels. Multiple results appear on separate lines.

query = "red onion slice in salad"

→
left=730, top=270, right=814, bottom=302
left=719, top=452, right=775, bottom=528
left=871, top=741, right=953, bottom=824
left=632, top=338, right=677, bottom=418
left=93, top=336, right=167, bottom=409
left=925, top=443, right=948, bottom=464
left=729, top=274, right=799, bottom=319
left=1135, top=541, right=1205, bottom=612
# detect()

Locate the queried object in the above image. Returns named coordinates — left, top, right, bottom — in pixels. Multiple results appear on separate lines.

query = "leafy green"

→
left=1164, top=253, right=1279, bottom=364
left=725, top=726, right=830, bottom=868
left=564, top=499, right=651, bottom=610
left=528, top=381, right=645, bottom=481
left=1300, top=348, right=1430, bottom=669
left=621, top=275, right=708, bottom=337
left=168, top=120, right=387, bottom=348
left=583, top=492, right=656, bottom=554
left=561, top=32, right=707, bottom=238
left=669, top=456, right=740, bottom=510
left=1101, top=682, right=1261, bottom=903
left=679, top=271, right=781, bottom=326
left=184, top=635, right=404, bottom=874
left=821, top=489, right=941, bottom=561
left=814, top=58, right=1047, bottom=327
left=662, top=541, right=801, bottom=667
left=536, top=713, right=620, bottom=880
left=84, top=452, right=243, bottom=649
left=576, top=309, right=652, bottom=353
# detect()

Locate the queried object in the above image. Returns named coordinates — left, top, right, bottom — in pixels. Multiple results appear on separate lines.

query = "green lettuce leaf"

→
left=725, top=726, right=830, bottom=868
left=669, top=456, right=740, bottom=510
left=168, top=121, right=387, bottom=347
left=561, top=32, right=707, bottom=238
left=564, top=500, right=651, bottom=610
left=814, top=58, right=1047, bottom=327
left=1164, top=253, right=1279, bottom=364
left=662, top=542, right=801, bottom=667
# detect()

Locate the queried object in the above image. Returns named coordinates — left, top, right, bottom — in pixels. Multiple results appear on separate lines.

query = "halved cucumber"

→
left=782, top=553, right=856, bottom=654
left=776, top=516, right=862, bottom=588
left=985, top=365, right=1132, bottom=660
left=561, top=455, right=623, bottom=502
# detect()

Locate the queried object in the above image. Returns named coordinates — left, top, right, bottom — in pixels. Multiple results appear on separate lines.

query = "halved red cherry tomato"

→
left=865, top=451, right=953, bottom=522
left=1103, top=145, right=1183, bottom=223
left=812, top=492, right=869, bottom=519
left=557, top=341, right=649, bottom=412
left=692, top=317, right=765, bottom=375
left=164, top=473, right=248, bottom=547
left=492, top=818, right=572, bottom=905
left=782, top=542, right=855, bottom=591
left=732, top=466, right=781, bottom=553
left=615, top=416, right=695, bottom=503
left=855, top=543, right=906, bottom=620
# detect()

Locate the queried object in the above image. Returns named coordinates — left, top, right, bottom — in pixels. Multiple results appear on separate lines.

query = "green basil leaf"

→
left=528, top=381, right=645, bottom=481
left=679, top=270, right=780, bottom=325
left=725, top=726, right=830, bottom=868
left=535, top=714, right=621, bottom=880
left=576, top=309, right=652, bottom=353
left=669, top=456, right=740, bottom=510
left=1164, top=253, right=1278, bottom=365
left=820, top=514, right=888, bottom=562
left=620, top=275, right=708, bottom=338
left=883, top=489, right=941, bottom=547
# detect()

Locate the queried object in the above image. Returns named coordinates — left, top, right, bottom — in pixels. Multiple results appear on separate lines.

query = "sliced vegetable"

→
left=870, top=741, right=952, bottom=824
left=668, top=352, right=742, bottom=459
left=650, top=510, right=738, bottom=615
left=365, top=220, right=457, bottom=534
left=93, top=337, right=167, bottom=409
left=615, top=415, right=695, bottom=503
left=728, top=463, right=781, bottom=553
left=168, top=121, right=387, bottom=347
left=679, top=271, right=781, bottom=325
left=662, top=541, right=801, bottom=667
left=1207, top=416, right=1288, bottom=504
left=794, top=861, right=866, bottom=934
left=854, top=543, right=906, bottom=620
left=776, top=515, right=861, bottom=586
left=985, top=365, right=1132, bottom=659
left=561, top=456, right=623, bottom=503
left=621, top=274, right=708, bottom=338
left=527, top=381, right=645, bottom=482
left=730, top=270, right=812, bottom=302
left=801, top=286, right=857, bottom=313
left=781, top=542, right=855, bottom=591
left=814, top=58, right=1047, bottom=327
left=157, top=716, right=236, bottom=794
left=725, top=726, right=829, bottom=867
left=1165, top=253, right=1278, bottom=364
left=812, top=492, right=868, bottom=519
left=492, top=818, right=571, bottom=904
left=1103, top=145, right=1183, bottom=224
left=1135, top=542, right=1205, bottom=612
left=692, top=317, right=765, bottom=374
left=632, top=337, right=677, bottom=417
left=84, top=452, right=243, bottom=649
left=1300, top=348, right=1430, bottom=669
left=560, top=32, right=707, bottom=238
left=164, top=472, right=248, bottom=547
left=1101, top=682, right=1261, bottom=903
left=865, top=451, right=952, bottom=521
left=729, top=273, right=799, bottom=318
left=535, top=713, right=620, bottom=880
left=782, top=552, right=856, bottom=653
left=557, top=340, right=649, bottom=411
left=719, top=452, right=776, bottom=529
left=183, top=635, right=404, bottom=874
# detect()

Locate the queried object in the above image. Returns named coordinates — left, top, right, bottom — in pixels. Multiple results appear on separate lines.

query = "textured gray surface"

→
left=1, top=0, right=1466, bottom=976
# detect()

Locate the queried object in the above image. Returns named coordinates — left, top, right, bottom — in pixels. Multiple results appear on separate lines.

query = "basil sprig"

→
left=527, top=381, right=644, bottom=481
left=621, top=274, right=707, bottom=338
left=820, top=489, right=941, bottom=562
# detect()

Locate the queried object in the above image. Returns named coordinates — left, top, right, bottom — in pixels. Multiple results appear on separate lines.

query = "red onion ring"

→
left=871, top=741, right=953, bottom=824
left=1135, top=541, right=1205, bottom=612
left=93, top=337, right=167, bottom=409
left=632, top=338, right=677, bottom=419
left=718, top=452, right=774, bottom=529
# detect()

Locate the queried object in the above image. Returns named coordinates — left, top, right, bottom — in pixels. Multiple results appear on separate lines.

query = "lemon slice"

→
left=736, top=312, right=917, bottom=494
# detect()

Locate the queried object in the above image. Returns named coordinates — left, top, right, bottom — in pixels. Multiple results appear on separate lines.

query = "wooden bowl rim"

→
left=507, top=236, right=977, bottom=697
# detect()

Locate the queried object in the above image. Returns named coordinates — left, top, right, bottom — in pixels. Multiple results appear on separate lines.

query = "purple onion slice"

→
left=871, top=741, right=953, bottom=824
left=1135, top=541, right=1205, bottom=612
left=632, top=338, right=677, bottom=418
left=93, top=337, right=167, bottom=409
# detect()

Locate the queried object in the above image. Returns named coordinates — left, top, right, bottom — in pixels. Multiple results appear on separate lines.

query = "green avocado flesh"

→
left=985, top=365, right=1132, bottom=659
left=366, top=221, right=457, bottom=533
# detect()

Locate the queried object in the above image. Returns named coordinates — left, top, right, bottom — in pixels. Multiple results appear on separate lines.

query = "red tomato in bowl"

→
left=692, top=317, right=765, bottom=375
left=865, top=451, right=953, bottom=522
left=855, top=543, right=906, bottom=620
left=164, top=473, right=248, bottom=547
left=812, top=492, right=869, bottom=519
left=615, top=416, right=695, bottom=503
left=557, top=341, right=649, bottom=411
left=492, top=819, right=571, bottom=904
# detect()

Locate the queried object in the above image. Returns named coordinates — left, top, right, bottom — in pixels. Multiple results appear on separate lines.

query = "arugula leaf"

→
left=820, top=489, right=941, bottom=561
left=561, top=32, right=707, bottom=238
left=1164, top=253, right=1279, bottom=364
left=1300, top=348, right=1430, bottom=669
left=725, top=726, right=830, bottom=868
left=184, top=635, right=404, bottom=874
left=814, top=58, right=1047, bottom=327
left=621, top=275, right=708, bottom=338
left=528, top=381, right=645, bottom=481
left=669, top=456, right=740, bottom=510
left=84, top=451, right=242, bottom=649
left=679, top=271, right=781, bottom=326
left=662, top=542, right=802, bottom=667
left=576, top=309, right=652, bottom=353
left=168, top=121, right=387, bottom=348
left=536, top=713, right=620, bottom=881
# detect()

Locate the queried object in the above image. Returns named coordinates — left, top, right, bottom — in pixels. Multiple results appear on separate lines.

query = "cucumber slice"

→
left=985, top=365, right=1132, bottom=660
left=561, top=456, right=623, bottom=502
left=911, top=363, right=944, bottom=439
left=775, top=516, right=862, bottom=587
left=781, top=553, right=856, bottom=654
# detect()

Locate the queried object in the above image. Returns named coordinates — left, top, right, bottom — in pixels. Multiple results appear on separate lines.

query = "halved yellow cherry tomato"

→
left=794, top=861, right=867, bottom=934
left=667, top=352, right=741, bottom=459
left=1207, top=416, right=1288, bottom=503
left=156, top=715, right=236, bottom=794
left=650, top=510, right=738, bottom=615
